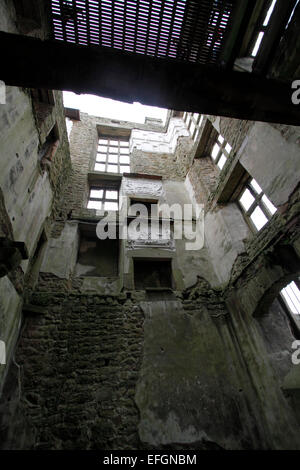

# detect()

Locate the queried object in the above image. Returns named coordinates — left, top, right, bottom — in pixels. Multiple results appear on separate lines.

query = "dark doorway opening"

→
left=134, top=259, right=173, bottom=289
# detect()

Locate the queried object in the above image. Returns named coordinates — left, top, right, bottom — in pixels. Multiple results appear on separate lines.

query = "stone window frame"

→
left=280, top=280, right=300, bottom=318
left=95, top=136, right=130, bottom=174
left=87, top=183, right=119, bottom=211
left=278, top=280, right=300, bottom=337
left=238, top=176, right=277, bottom=232
left=183, top=112, right=203, bottom=142
left=210, top=133, right=232, bottom=171
left=260, top=277, right=300, bottom=339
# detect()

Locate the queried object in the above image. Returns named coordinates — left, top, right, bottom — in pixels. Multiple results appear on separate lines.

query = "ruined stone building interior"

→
left=0, top=0, right=300, bottom=450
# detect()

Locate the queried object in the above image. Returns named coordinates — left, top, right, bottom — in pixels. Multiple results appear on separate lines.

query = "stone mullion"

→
left=247, top=185, right=272, bottom=222
left=259, top=194, right=274, bottom=220
left=106, top=140, right=111, bottom=172
left=117, top=141, right=121, bottom=173
left=215, top=141, right=224, bottom=165
left=89, top=183, right=105, bottom=210
left=244, top=185, right=262, bottom=218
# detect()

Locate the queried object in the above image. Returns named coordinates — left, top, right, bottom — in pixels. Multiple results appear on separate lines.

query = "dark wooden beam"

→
left=0, top=31, right=300, bottom=124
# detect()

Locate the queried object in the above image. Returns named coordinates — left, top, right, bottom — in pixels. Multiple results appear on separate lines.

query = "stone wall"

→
left=0, top=83, right=70, bottom=393
left=1, top=276, right=299, bottom=450
left=0, top=0, right=51, bottom=39
left=130, top=118, right=192, bottom=180
left=184, top=113, right=300, bottom=289
left=187, top=158, right=219, bottom=204
left=50, top=113, right=193, bottom=237
left=1, top=92, right=300, bottom=450
left=239, top=122, right=300, bottom=207
left=0, top=85, right=70, bottom=260
left=186, top=116, right=252, bottom=209
left=0, top=291, right=144, bottom=450
left=0, top=1, right=71, bottom=409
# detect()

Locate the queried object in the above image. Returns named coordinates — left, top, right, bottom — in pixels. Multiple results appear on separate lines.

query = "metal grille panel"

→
left=51, top=0, right=235, bottom=64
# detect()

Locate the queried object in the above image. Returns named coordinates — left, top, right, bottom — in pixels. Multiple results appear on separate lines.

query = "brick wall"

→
left=0, top=291, right=145, bottom=450
left=188, top=158, right=219, bottom=205
left=130, top=136, right=191, bottom=181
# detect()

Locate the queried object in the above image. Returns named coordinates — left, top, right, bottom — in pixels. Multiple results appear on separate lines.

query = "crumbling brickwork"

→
left=188, top=157, right=219, bottom=204
left=3, top=292, right=144, bottom=450
left=131, top=141, right=193, bottom=180
left=1, top=84, right=300, bottom=451
left=1, top=0, right=300, bottom=454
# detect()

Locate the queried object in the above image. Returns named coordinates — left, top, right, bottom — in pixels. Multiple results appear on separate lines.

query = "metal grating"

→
left=50, top=0, right=236, bottom=65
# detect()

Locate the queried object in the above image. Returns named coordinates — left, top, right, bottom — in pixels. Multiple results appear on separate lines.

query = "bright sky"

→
left=63, top=91, right=168, bottom=125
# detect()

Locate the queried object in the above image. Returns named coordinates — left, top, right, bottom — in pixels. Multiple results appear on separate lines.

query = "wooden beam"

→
left=0, top=31, right=300, bottom=124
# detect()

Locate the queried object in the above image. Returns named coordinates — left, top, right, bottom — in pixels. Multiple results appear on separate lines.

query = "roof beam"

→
left=0, top=31, right=299, bottom=124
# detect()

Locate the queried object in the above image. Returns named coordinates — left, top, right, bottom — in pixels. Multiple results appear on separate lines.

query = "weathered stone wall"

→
left=204, top=204, right=251, bottom=286
left=136, top=294, right=255, bottom=450
left=0, top=84, right=70, bottom=394
left=40, top=113, right=207, bottom=296
left=0, top=291, right=144, bottom=450
left=209, top=116, right=253, bottom=157
left=0, top=0, right=71, bottom=408
left=186, top=116, right=252, bottom=209
left=130, top=117, right=189, bottom=154
left=1, top=88, right=300, bottom=450
left=130, top=145, right=186, bottom=180
left=1, top=0, right=299, bottom=453
left=130, top=118, right=193, bottom=180
left=52, top=113, right=96, bottom=233
left=0, top=0, right=51, bottom=39
left=187, top=158, right=219, bottom=204
left=182, top=116, right=253, bottom=287
left=0, top=86, right=70, bottom=259
left=238, top=122, right=300, bottom=207
left=184, top=113, right=300, bottom=288
left=257, top=298, right=296, bottom=385
left=39, top=91, right=72, bottom=224
left=2, top=276, right=299, bottom=450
